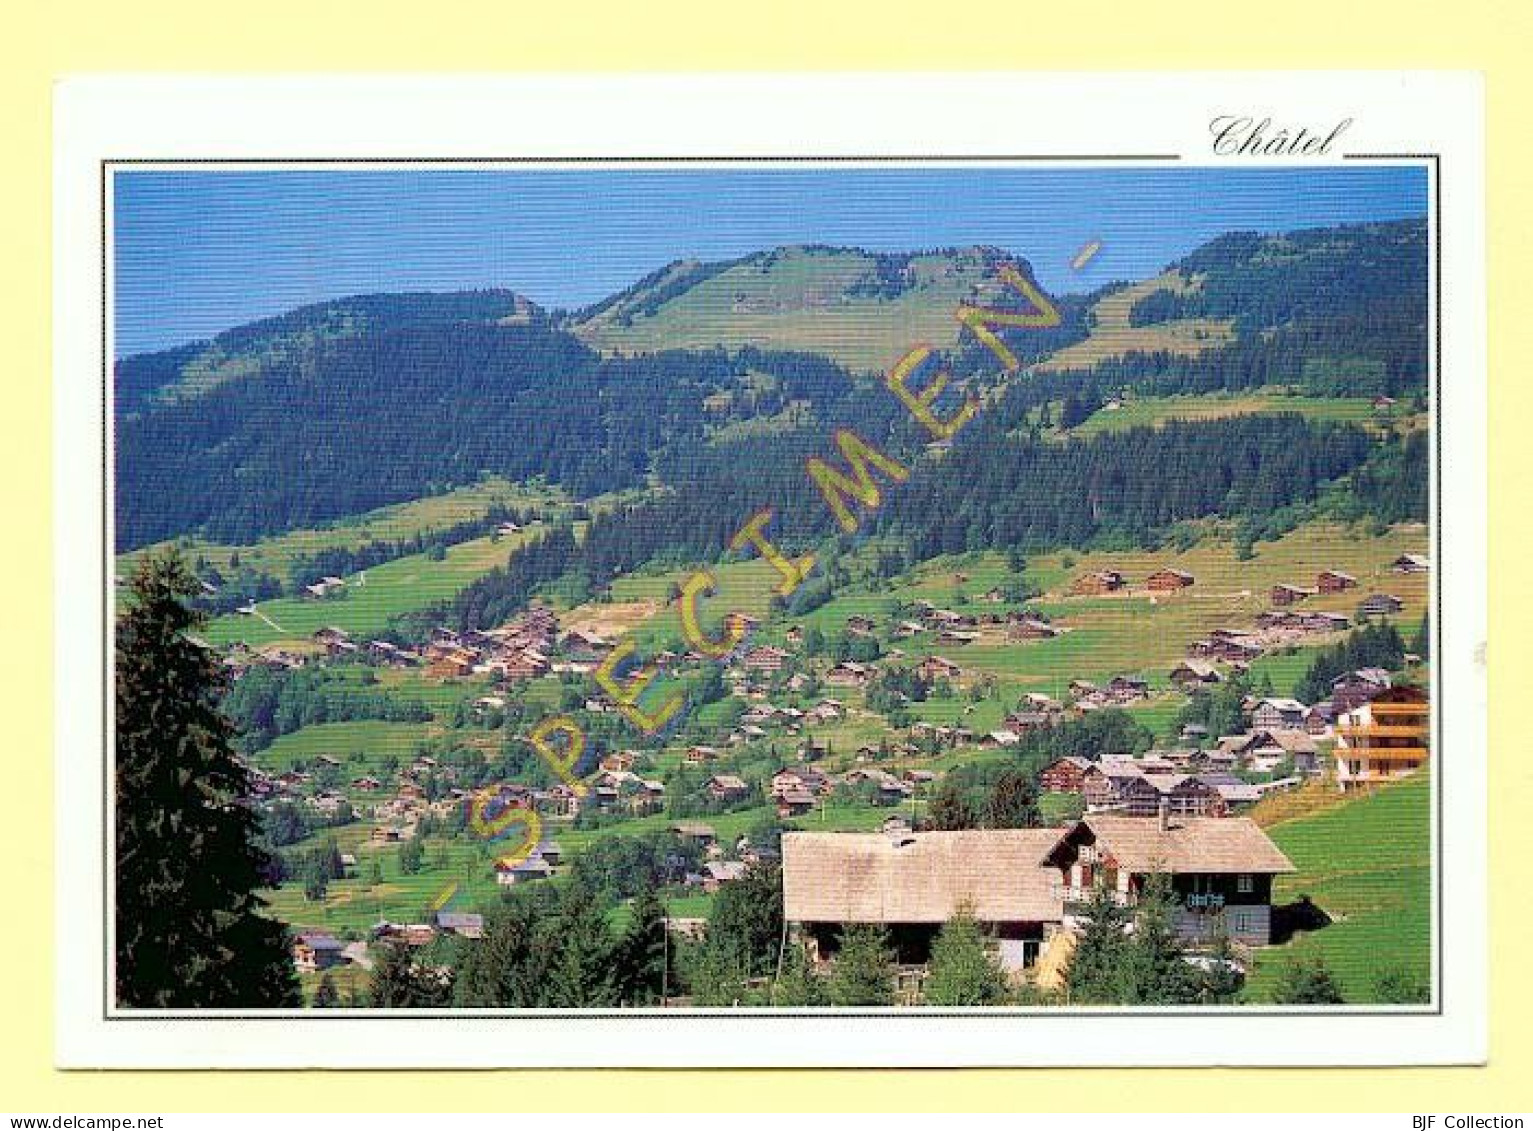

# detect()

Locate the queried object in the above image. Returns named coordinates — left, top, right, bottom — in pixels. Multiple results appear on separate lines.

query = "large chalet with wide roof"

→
left=782, top=814, right=1295, bottom=973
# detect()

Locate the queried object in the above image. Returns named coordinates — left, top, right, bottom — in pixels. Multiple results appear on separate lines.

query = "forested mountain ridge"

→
left=115, top=289, right=535, bottom=415
left=115, top=220, right=1427, bottom=554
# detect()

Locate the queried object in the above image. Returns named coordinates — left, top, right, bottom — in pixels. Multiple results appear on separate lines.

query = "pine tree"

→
left=1065, top=881, right=1134, bottom=1004
left=452, top=893, right=547, bottom=1007
left=923, top=906, right=1009, bottom=1005
left=1196, top=912, right=1245, bottom=1004
left=312, top=971, right=341, bottom=1008
left=1270, top=952, right=1346, bottom=1004
left=612, top=887, right=670, bottom=1006
left=115, top=550, right=298, bottom=1008
left=1411, top=612, right=1430, bottom=662
left=927, top=781, right=980, bottom=831
left=368, top=941, right=450, bottom=1008
left=983, top=769, right=1040, bottom=830
left=398, top=835, right=424, bottom=875
left=770, top=941, right=823, bottom=1007
left=544, top=882, right=618, bottom=1007
left=706, top=862, right=784, bottom=976
left=827, top=925, right=896, bottom=1006
left=1121, top=873, right=1200, bottom=1004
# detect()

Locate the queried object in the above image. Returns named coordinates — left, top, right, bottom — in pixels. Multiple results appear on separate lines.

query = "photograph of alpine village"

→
left=112, top=166, right=1433, bottom=1011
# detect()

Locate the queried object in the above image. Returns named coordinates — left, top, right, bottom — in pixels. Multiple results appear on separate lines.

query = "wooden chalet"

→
left=1170, top=660, right=1224, bottom=688
left=705, top=774, right=750, bottom=803
left=1039, top=756, right=1092, bottom=794
left=1317, top=569, right=1359, bottom=593
left=1251, top=697, right=1308, bottom=731
left=291, top=931, right=346, bottom=972
left=1147, top=568, right=1195, bottom=592
left=1007, top=616, right=1062, bottom=641
left=783, top=817, right=1296, bottom=971
left=1270, top=583, right=1318, bottom=606
left=824, top=661, right=873, bottom=688
left=1042, top=814, right=1295, bottom=945
left=1331, top=667, right=1394, bottom=713
left=782, top=829, right=1067, bottom=970
left=1071, top=570, right=1126, bottom=596
left=1357, top=592, right=1405, bottom=617
left=916, top=655, right=963, bottom=683
left=741, top=645, right=790, bottom=673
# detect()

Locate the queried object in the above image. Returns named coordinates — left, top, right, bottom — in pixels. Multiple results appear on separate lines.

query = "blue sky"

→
left=114, top=165, right=1427, bottom=357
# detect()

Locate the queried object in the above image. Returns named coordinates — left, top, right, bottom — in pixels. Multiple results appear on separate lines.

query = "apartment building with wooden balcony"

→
left=1334, top=684, right=1429, bottom=792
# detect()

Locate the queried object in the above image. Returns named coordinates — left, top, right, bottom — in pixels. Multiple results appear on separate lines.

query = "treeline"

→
left=1294, top=622, right=1408, bottom=704
left=365, top=858, right=786, bottom=1009
left=424, top=410, right=1378, bottom=636
left=886, top=414, right=1375, bottom=557
left=223, top=665, right=432, bottom=754
left=284, top=503, right=535, bottom=591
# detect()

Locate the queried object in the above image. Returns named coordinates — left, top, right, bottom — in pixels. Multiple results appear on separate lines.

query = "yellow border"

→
left=6, top=0, right=1524, bottom=1111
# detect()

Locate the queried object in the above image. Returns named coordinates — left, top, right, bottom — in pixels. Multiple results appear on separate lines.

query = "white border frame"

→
left=54, top=73, right=1487, bottom=1068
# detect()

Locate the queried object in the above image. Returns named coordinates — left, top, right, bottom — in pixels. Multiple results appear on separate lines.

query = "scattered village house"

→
left=1270, top=583, right=1318, bottom=607
left=1146, top=568, right=1195, bottom=593
left=1251, top=697, right=1308, bottom=731
left=1357, top=592, right=1405, bottom=618
left=1331, top=667, right=1394, bottom=713
left=1039, top=756, right=1092, bottom=794
left=1071, top=570, right=1126, bottom=596
left=291, top=931, right=346, bottom=972
left=1317, top=569, right=1358, bottom=593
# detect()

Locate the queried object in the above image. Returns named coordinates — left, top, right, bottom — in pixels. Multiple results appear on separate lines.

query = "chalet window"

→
left=1079, top=845, right=1098, bottom=864
left=1237, top=874, right=1254, bottom=894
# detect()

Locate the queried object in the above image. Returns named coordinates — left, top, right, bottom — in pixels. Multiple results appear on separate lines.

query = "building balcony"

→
left=1336, top=724, right=1429, bottom=739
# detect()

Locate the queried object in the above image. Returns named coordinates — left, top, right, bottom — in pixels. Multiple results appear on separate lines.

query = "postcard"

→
left=52, top=73, right=1486, bottom=1067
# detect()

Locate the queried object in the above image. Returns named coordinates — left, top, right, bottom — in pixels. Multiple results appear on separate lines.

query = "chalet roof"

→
left=1044, top=756, right=1093, bottom=771
left=1260, top=729, right=1319, bottom=754
left=782, top=829, right=1064, bottom=924
left=1195, top=774, right=1262, bottom=804
left=1061, top=816, right=1294, bottom=875
left=1173, top=660, right=1222, bottom=678
left=1336, top=667, right=1393, bottom=688
left=1256, top=697, right=1308, bottom=714
left=296, top=931, right=344, bottom=951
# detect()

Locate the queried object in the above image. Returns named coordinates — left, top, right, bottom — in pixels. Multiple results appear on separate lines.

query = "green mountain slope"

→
left=571, top=244, right=1051, bottom=373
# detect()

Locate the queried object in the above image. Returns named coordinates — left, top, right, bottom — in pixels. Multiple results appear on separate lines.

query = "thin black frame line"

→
left=98, top=153, right=1444, bottom=1024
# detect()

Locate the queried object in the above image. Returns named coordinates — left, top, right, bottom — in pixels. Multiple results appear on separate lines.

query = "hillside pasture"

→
left=1245, top=772, right=1431, bottom=1003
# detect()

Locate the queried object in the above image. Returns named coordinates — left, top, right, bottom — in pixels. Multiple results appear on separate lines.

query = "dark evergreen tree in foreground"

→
left=827, top=925, right=897, bottom=1007
left=115, top=550, right=299, bottom=1007
left=923, top=905, right=1010, bottom=1006
left=612, top=887, right=670, bottom=1006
